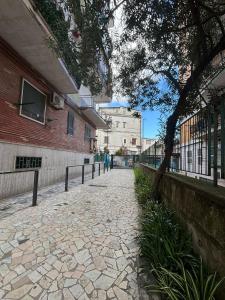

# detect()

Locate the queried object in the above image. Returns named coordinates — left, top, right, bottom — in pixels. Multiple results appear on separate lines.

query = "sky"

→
left=108, top=3, right=163, bottom=139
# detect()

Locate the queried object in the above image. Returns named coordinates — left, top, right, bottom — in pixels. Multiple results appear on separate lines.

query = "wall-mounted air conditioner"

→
left=50, top=93, right=64, bottom=109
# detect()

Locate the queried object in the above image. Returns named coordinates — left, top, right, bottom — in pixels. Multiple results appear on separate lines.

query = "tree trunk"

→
left=150, top=36, right=225, bottom=200
left=152, top=113, right=178, bottom=200
left=213, top=104, right=219, bottom=187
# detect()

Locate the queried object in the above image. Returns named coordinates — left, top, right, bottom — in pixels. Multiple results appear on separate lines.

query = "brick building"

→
left=0, top=0, right=111, bottom=199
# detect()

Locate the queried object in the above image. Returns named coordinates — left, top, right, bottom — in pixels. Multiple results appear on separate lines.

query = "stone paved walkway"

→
left=0, top=169, right=98, bottom=219
left=0, top=169, right=141, bottom=299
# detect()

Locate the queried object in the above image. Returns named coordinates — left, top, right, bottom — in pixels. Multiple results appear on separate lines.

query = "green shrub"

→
left=140, top=202, right=195, bottom=272
left=134, top=167, right=152, bottom=205
left=151, top=259, right=224, bottom=300
left=134, top=167, right=224, bottom=299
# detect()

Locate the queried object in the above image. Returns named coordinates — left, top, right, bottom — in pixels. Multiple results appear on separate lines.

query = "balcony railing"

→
left=79, top=96, right=96, bottom=109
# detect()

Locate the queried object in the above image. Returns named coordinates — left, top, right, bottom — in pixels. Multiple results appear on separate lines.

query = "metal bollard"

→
left=92, top=164, right=94, bottom=179
left=65, top=166, right=69, bottom=192
left=32, top=170, right=39, bottom=206
left=82, top=165, right=85, bottom=184
left=99, top=163, right=101, bottom=176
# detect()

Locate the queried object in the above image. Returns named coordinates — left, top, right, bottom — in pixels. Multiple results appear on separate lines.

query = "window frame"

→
left=84, top=158, right=90, bottom=164
left=20, top=78, right=47, bottom=125
left=104, top=136, right=109, bottom=144
left=15, top=156, right=42, bottom=170
left=131, top=138, right=137, bottom=145
left=84, top=124, right=92, bottom=140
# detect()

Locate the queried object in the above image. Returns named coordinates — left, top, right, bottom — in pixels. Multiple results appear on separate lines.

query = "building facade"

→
left=141, top=138, right=157, bottom=152
left=97, top=107, right=141, bottom=154
left=0, top=0, right=111, bottom=199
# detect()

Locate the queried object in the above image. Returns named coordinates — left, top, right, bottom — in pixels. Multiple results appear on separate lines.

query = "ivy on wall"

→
left=34, top=0, right=112, bottom=95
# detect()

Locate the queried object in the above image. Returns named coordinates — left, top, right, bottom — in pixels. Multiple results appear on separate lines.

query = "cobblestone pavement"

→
left=0, top=169, right=98, bottom=219
left=0, top=169, right=142, bottom=299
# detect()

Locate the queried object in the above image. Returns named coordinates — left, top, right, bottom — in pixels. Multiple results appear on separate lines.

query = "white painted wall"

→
left=142, top=138, right=157, bottom=152
left=0, top=141, right=93, bottom=199
left=97, top=107, right=141, bottom=154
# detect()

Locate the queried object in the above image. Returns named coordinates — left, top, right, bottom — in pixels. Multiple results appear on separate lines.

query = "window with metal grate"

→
left=15, top=156, right=42, bottom=169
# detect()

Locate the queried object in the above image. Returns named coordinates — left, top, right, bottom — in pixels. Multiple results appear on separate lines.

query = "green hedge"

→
left=134, top=167, right=224, bottom=300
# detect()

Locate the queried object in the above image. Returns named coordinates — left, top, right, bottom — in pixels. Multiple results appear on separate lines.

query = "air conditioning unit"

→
left=50, top=93, right=64, bottom=109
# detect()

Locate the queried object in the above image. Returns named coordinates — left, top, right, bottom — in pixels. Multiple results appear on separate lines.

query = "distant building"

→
left=142, top=138, right=157, bottom=152
left=97, top=107, right=141, bottom=154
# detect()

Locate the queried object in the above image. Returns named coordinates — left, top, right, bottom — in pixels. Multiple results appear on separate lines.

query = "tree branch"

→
left=199, top=1, right=225, bottom=37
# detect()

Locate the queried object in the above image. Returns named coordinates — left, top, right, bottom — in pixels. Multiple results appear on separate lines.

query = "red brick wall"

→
left=0, top=40, right=95, bottom=153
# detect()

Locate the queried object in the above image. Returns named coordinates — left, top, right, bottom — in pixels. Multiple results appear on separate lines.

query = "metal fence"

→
left=141, top=98, right=225, bottom=186
left=0, top=162, right=109, bottom=206
left=111, top=155, right=140, bottom=169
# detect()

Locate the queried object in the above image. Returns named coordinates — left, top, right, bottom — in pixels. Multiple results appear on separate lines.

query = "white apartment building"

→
left=142, top=138, right=157, bottom=152
left=97, top=107, right=142, bottom=154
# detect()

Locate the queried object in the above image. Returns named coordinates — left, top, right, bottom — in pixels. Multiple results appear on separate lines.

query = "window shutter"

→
left=67, top=111, right=74, bottom=135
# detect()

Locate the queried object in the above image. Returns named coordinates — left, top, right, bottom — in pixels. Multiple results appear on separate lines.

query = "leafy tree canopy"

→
left=115, top=0, right=225, bottom=185
left=34, top=0, right=114, bottom=95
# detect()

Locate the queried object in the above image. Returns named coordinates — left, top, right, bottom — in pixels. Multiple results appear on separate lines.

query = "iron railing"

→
left=0, top=161, right=110, bottom=205
left=141, top=98, right=225, bottom=186
left=65, top=162, right=107, bottom=192
left=0, top=169, right=39, bottom=206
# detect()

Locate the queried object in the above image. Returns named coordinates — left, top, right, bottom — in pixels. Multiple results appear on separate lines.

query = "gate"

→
left=111, top=155, right=139, bottom=169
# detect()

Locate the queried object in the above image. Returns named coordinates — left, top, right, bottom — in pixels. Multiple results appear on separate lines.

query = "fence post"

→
left=32, top=170, right=39, bottom=206
left=92, top=164, right=94, bottom=179
left=99, top=163, right=101, bottom=176
left=65, top=167, right=69, bottom=192
left=110, top=155, right=114, bottom=169
left=82, top=165, right=85, bottom=184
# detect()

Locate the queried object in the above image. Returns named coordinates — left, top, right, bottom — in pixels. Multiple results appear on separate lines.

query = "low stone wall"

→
left=140, top=164, right=225, bottom=298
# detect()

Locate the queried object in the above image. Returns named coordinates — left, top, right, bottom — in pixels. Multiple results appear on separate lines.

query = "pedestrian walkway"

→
left=0, top=169, right=143, bottom=299
left=0, top=170, right=97, bottom=219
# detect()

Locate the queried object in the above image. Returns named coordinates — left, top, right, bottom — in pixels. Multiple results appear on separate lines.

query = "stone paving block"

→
left=113, top=286, right=130, bottom=300
left=0, top=170, right=145, bottom=299
left=28, top=270, right=42, bottom=283
left=5, top=284, right=33, bottom=299
left=69, top=284, right=84, bottom=298
left=93, top=274, right=115, bottom=290
left=29, top=283, right=43, bottom=298
left=85, top=270, right=101, bottom=282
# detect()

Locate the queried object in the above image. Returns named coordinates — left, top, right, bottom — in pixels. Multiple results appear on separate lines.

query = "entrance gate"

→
left=111, top=155, right=139, bottom=169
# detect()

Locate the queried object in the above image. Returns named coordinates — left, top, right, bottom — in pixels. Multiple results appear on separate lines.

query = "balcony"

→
left=0, top=0, right=78, bottom=94
left=79, top=96, right=96, bottom=110
left=68, top=94, right=109, bottom=130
